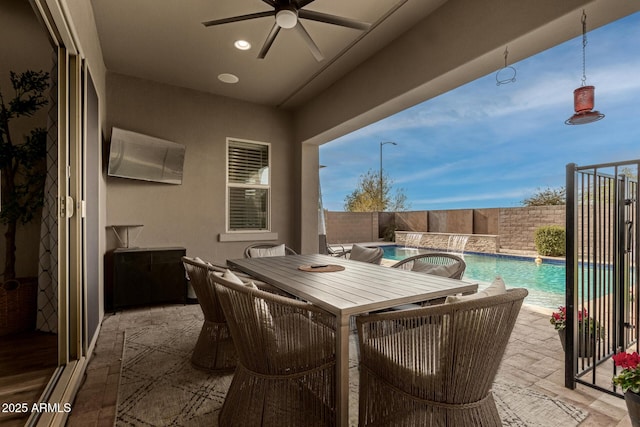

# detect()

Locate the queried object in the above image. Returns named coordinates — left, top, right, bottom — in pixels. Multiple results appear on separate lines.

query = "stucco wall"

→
left=393, top=211, right=428, bottom=232
left=105, top=73, right=297, bottom=264
left=428, top=209, right=474, bottom=234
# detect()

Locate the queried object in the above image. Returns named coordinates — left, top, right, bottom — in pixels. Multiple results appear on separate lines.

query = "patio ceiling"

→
left=90, top=0, right=446, bottom=109
left=90, top=0, right=639, bottom=142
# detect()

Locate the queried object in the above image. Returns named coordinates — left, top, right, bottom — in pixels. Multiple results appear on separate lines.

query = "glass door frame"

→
left=28, top=1, right=86, bottom=425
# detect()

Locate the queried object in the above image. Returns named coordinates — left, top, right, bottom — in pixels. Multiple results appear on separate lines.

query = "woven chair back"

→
left=243, top=243, right=298, bottom=258
left=209, top=270, right=335, bottom=375
left=210, top=270, right=338, bottom=426
left=182, top=257, right=226, bottom=323
left=391, top=252, right=466, bottom=279
left=349, top=245, right=383, bottom=264
left=356, top=288, right=528, bottom=425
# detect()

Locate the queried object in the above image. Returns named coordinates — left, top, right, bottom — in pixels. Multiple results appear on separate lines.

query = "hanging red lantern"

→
left=574, top=86, right=595, bottom=112
left=565, top=11, right=605, bottom=125
left=566, top=85, right=604, bottom=125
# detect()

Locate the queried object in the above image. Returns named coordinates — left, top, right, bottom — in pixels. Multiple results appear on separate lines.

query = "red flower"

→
left=613, top=351, right=640, bottom=393
left=577, top=308, right=588, bottom=322
left=550, top=306, right=603, bottom=339
left=613, top=351, right=640, bottom=370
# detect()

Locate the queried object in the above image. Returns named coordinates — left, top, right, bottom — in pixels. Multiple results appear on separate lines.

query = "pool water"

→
left=382, top=246, right=566, bottom=309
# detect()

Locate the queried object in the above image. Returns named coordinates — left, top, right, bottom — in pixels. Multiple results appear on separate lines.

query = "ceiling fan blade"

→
left=261, top=0, right=277, bottom=6
left=202, top=11, right=273, bottom=27
left=294, top=22, right=324, bottom=62
left=295, top=0, right=316, bottom=7
left=298, top=9, right=370, bottom=31
left=258, top=22, right=282, bottom=59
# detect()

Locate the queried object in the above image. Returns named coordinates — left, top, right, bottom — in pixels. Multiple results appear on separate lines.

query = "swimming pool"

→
left=381, top=246, right=566, bottom=309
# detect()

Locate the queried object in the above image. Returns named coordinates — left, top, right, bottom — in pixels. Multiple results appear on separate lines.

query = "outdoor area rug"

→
left=116, top=318, right=588, bottom=427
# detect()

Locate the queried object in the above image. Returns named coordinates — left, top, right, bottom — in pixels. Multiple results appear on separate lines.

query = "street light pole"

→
left=379, top=141, right=397, bottom=211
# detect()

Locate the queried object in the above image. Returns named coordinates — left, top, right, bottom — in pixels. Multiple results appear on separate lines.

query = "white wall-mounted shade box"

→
left=108, top=127, right=186, bottom=185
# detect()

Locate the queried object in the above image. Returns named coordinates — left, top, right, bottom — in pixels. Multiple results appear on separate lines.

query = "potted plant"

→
left=612, top=351, right=640, bottom=426
left=550, top=305, right=604, bottom=357
left=0, top=69, right=49, bottom=335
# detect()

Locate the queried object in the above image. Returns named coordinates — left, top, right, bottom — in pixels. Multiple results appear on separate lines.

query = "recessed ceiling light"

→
left=218, top=73, right=239, bottom=84
left=234, top=40, right=251, bottom=50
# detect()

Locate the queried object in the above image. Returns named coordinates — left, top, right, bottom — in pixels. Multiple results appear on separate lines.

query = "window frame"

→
left=225, top=137, right=271, bottom=233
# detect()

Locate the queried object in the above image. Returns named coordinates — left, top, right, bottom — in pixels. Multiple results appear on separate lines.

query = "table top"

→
left=228, top=254, right=478, bottom=317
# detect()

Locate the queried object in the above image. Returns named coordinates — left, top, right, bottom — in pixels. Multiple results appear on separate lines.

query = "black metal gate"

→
left=566, top=160, right=639, bottom=396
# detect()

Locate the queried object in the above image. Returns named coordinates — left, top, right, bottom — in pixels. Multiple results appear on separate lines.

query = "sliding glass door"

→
left=1, top=2, right=100, bottom=424
left=24, top=1, right=89, bottom=424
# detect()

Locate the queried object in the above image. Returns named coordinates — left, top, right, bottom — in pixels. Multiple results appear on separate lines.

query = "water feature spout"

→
left=405, top=232, right=423, bottom=249
left=447, top=234, right=469, bottom=257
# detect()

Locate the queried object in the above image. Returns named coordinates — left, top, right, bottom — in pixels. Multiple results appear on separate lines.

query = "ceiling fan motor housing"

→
left=202, top=0, right=369, bottom=61
left=276, top=7, right=298, bottom=29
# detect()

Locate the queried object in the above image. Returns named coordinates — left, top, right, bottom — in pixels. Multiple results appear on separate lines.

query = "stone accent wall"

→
left=498, top=205, right=565, bottom=252
left=396, top=232, right=499, bottom=254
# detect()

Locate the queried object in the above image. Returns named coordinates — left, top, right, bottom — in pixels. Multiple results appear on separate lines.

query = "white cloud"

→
left=413, top=187, right=535, bottom=205
left=326, top=58, right=640, bottom=150
left=320, top=12, right=640, bottom=212
left=394, top=158, right=475, bottom=184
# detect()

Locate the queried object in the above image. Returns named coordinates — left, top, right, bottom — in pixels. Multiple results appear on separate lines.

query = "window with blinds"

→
left=227, top=139, right=270, bottom=231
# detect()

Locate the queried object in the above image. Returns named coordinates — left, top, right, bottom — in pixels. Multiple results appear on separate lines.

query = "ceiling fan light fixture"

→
left=234, top=40, right=251, bottom=50
left=203, top=1, right=370, bottom=61
left=276, top=9, right=297, bottom=29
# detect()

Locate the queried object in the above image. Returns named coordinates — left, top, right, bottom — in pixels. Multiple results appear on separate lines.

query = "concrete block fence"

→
left=325, top=205, right=565, bottom=254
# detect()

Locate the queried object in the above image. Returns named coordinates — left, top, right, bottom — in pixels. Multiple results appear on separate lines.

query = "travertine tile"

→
left=66, top=303, right=632, bottom=427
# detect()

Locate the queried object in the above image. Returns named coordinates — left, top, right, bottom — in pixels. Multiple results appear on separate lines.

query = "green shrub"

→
left=534, top=225, right=566, bottom=257
left=382, top=224, right=398, bottom=242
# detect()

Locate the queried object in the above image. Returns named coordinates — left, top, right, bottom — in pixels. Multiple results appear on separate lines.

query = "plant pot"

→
left=0, top=277, right=38, bottom=336
left=625, top=391, right=640, bottom=427
left=557, top=328, right=593, bottom=358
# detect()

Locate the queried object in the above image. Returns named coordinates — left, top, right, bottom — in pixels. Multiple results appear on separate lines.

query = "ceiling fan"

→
left=202, top=0, right=371, bottom=61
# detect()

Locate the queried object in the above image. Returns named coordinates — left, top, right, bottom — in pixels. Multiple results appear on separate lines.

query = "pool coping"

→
left=379, top=244, right=567, bottom=265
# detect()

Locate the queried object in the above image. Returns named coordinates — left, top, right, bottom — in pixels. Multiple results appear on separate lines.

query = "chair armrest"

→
left=328, top=244, right=350, bottom=258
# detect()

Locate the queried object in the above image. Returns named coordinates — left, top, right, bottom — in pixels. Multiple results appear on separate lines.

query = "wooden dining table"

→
left=227, top=253, right=478, bottom=426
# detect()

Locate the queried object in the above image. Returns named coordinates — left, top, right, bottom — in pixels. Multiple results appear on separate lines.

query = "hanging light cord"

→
left=495, top=46, right=516, bottom=85
left=581, top=10, right=588, bottom=87
left=565, top=8, right=604, bottom=125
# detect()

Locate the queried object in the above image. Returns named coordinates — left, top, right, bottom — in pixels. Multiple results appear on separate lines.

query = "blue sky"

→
left=319, top=11, right=640, bottom=212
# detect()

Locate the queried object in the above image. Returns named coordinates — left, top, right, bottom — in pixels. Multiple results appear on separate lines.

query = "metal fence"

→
left=566, top=160, right=639, bottom=396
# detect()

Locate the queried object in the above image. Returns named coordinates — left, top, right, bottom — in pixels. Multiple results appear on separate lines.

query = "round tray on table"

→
left=298, top=264, right=345, bottom=273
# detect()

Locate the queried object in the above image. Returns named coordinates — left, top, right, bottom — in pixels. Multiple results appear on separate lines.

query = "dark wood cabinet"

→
left=105, top=247, right=187, bottom=311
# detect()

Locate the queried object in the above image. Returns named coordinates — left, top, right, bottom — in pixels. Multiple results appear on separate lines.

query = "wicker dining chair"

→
left=210, top=271, right=337, bottom=427
left=327, top=243, right=350, bottom=258
left=391, top=252, right=466, bottom=279
left=244, top=242, right=298, bottom=258
left=200, top=259, right=291, bottom=297
left=356, top=287, right=528, bottom=426
left=181, top=257, right=236, bottom=372
left=348, top=244, right=383, bottom=265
